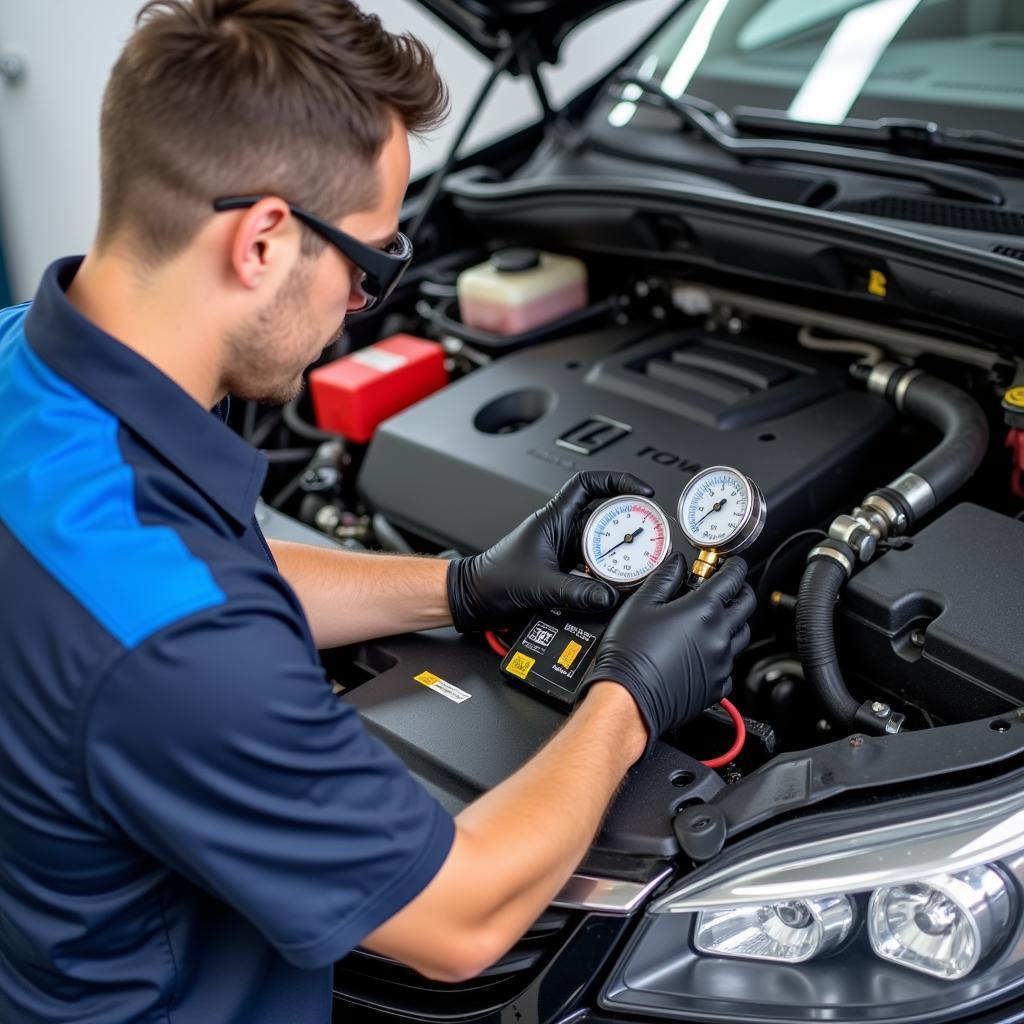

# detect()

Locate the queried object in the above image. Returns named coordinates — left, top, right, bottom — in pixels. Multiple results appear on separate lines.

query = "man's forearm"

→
left=452, top=681, right=648, bottom=941
left=362, top=682, right=648, bottom=980
left=268, top=540, right=451, bottom=648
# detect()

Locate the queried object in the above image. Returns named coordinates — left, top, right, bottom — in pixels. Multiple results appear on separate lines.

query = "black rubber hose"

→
left=282, top=397, right=339, bottom=444
left=796, top=372, right=987, bottom=734
left=795, top=547, right=864, bottom=730
left=901, top=374, right=989, bottom=514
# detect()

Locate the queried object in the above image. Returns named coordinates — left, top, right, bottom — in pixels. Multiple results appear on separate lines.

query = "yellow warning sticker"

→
left=867, top=269, right=888, bottom=297
left=506, top=652, right=536, bottom=680
left=414, top=670, right=471, bottom=703
left=557, top=640, right=583, bottom=669
left=1005, top=386, right=1024, bottom=409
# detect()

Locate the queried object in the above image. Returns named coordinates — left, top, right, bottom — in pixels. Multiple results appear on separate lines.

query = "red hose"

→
left=701, top=698, right=746, bottom=769
left=485, top=630, right=510, bottom=657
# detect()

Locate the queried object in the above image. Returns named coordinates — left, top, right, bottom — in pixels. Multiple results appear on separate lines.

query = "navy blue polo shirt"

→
left=0, top=258, right=455, bottom=1023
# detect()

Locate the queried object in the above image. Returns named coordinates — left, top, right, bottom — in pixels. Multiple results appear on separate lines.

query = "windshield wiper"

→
left=732, top=109, right=1024, bottom=165
left=614, top=75, right=1005, bottom=206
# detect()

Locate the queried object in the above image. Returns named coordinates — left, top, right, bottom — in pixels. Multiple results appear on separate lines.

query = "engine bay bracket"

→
left=675, top=713, right=1024, bottom=861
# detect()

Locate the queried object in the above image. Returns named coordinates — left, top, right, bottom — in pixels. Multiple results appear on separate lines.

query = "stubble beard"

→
left=222, top=261, right=331, bottom=406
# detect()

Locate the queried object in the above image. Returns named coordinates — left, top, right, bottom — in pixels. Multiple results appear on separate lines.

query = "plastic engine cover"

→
left=839, top=503, right=1024, bottom=722
left=359, top=324, right=894, bottom=557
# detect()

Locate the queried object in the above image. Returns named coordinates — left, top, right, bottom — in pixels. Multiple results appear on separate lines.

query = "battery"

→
left=500, top=609, right=607, bottom=707
left=309, top=334, right=448, bottom=443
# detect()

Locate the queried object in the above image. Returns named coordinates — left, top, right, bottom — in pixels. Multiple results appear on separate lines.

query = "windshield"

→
left=610, top=0, right=1024, bottom=135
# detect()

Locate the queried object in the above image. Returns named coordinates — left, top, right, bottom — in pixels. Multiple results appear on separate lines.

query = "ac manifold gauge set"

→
left=499, top=466, right=765, bottom=707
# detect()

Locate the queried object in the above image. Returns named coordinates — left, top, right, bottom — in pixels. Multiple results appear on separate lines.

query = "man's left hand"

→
left=446, top=470, right=655, bottom=633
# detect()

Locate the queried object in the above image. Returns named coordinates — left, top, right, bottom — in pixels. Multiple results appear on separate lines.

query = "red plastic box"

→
left=308, top=334, right=448, bottom=444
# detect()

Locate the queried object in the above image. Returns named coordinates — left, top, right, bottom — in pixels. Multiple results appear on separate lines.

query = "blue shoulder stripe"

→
left=0, top=310, right=226, bottom=649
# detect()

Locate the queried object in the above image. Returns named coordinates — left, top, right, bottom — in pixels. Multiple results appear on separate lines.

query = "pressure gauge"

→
left=677, top=466, right=766, bottom=584
left=582, top=495, right=672, bottom=588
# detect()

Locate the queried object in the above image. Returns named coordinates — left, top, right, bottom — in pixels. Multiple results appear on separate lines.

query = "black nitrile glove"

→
left=446, top=470, right=655, bottom=633
left=583, top=553, right=755, bottom=752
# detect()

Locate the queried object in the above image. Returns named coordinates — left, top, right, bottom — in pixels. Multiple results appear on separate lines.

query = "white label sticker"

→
left=414, top=671, right=471, bottom=704
left=350, top=347, right=407, bottom=373
left=431, top=680, right=471, bottom=703
left=525, top=621, right=559, bottom=650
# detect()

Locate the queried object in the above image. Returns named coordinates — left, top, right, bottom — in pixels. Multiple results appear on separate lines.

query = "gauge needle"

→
left=596, top=526, right=644, bottom=561
left=696, top=499, right=726, bottom=527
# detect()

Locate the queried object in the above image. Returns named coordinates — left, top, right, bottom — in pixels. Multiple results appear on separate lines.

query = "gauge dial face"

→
left=582, top=496, right=672, bottom=587
left=678, top=467, right=755, bottom=551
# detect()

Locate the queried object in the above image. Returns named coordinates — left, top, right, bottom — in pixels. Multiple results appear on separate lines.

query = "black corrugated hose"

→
left=796, top=369, right=989, bottom=733
left=795, top=543, right=861, bottom=728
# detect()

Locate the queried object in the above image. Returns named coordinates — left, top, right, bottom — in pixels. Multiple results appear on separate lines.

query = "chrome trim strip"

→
left=552, top=867, right=673, bottom=914
left=650, top=783, right=1024, bottom=914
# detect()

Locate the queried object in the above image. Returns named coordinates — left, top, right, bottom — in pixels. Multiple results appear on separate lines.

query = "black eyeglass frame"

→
left=212, top=195, right=413, bottom=314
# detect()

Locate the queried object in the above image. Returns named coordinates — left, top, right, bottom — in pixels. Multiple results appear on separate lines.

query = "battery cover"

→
left=309, top=334, right=448, bottom=443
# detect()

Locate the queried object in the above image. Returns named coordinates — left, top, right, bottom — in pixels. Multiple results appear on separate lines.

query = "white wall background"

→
left=0, top=0, right=675, bottom=302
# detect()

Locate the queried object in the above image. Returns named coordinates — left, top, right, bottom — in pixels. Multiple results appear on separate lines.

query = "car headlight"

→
left=695, top=894, right=855, bottom=963
left=869, top=867, right=1012, bottom=980
left=600, top=779, right=1024, bottom=1023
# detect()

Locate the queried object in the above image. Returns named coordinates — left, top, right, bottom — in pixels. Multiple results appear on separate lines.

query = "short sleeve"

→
left=82, top=593, right=454, bottom=968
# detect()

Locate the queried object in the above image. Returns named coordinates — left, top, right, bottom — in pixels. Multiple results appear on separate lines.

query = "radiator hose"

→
left=796, top=543, right=862, bottom=727
left=796, top=365, right=989, bottom=734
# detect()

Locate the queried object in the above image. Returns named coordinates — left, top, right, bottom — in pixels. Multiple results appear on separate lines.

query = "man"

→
left=0, top=1, right=755, bottom=1021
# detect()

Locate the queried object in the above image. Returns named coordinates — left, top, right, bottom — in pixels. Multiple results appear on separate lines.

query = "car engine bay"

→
left=230, top=3, right=1024, bottom=1017
left=241, top=236, right=1024, bottom=1016
left=215, top=61, right=1024, bottom=1024
left=248, top=230, right=1024, bottom=777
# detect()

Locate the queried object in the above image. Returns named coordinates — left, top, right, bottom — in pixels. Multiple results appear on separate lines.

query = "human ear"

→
left=228, top=198, right=296, bottom=289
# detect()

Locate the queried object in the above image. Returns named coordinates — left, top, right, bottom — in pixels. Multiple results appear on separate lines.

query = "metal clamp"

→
left=860, top=492, right=905, bottom=535
left=807, top=543, right=854, bottom=577
left=828, top=514, right=878, bottom=562
left=887, top=471, right=936, bottom=521
left=894, top=368, right=925, bottom=410
left=867, top=361, right=903, bottom=396
left=852, top=503, right=890, bottom=541
left=855, top=699, right=905, bottom=735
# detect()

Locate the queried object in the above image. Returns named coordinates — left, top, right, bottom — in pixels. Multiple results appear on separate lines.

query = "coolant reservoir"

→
left=456, top=248, right=587, bottom=335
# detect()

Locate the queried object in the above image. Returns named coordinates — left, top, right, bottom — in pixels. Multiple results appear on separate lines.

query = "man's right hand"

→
left=362, top=556, right=753, bottom=983
left=583, top=554, right=755, bottom=752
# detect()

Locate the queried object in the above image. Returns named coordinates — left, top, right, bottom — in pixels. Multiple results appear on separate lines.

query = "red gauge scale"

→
left=499, top=495, right=673, bottom=707
left=581, top=495, right=673, bottom=589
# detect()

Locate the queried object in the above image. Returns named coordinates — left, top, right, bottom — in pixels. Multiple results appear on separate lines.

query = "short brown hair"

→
left=96, top=0, right=447, bottom=262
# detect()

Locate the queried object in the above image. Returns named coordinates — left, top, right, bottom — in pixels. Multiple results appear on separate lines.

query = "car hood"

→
left=415, top=0, right=653, bottom=63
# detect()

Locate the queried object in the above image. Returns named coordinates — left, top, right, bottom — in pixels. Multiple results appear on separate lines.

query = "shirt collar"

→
left=24, top=257, right=267, bottom=531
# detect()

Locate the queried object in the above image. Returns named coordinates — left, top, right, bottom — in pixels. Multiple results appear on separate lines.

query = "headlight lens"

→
left=869, top=866, right=1012, bottom=980
left=695, top=895, right=854, bottom=962
left=599, top=783, right=1024, bottom=1024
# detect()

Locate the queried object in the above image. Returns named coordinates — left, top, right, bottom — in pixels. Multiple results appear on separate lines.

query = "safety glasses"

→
left=212, top=195, right=413, bottom=315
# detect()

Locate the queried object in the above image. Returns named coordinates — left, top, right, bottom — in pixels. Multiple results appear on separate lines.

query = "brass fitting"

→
left=689, top=548, right=721, bottom=580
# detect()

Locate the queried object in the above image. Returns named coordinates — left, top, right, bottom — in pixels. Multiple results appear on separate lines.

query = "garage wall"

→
left=0, top=0, right=675, bottom=302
